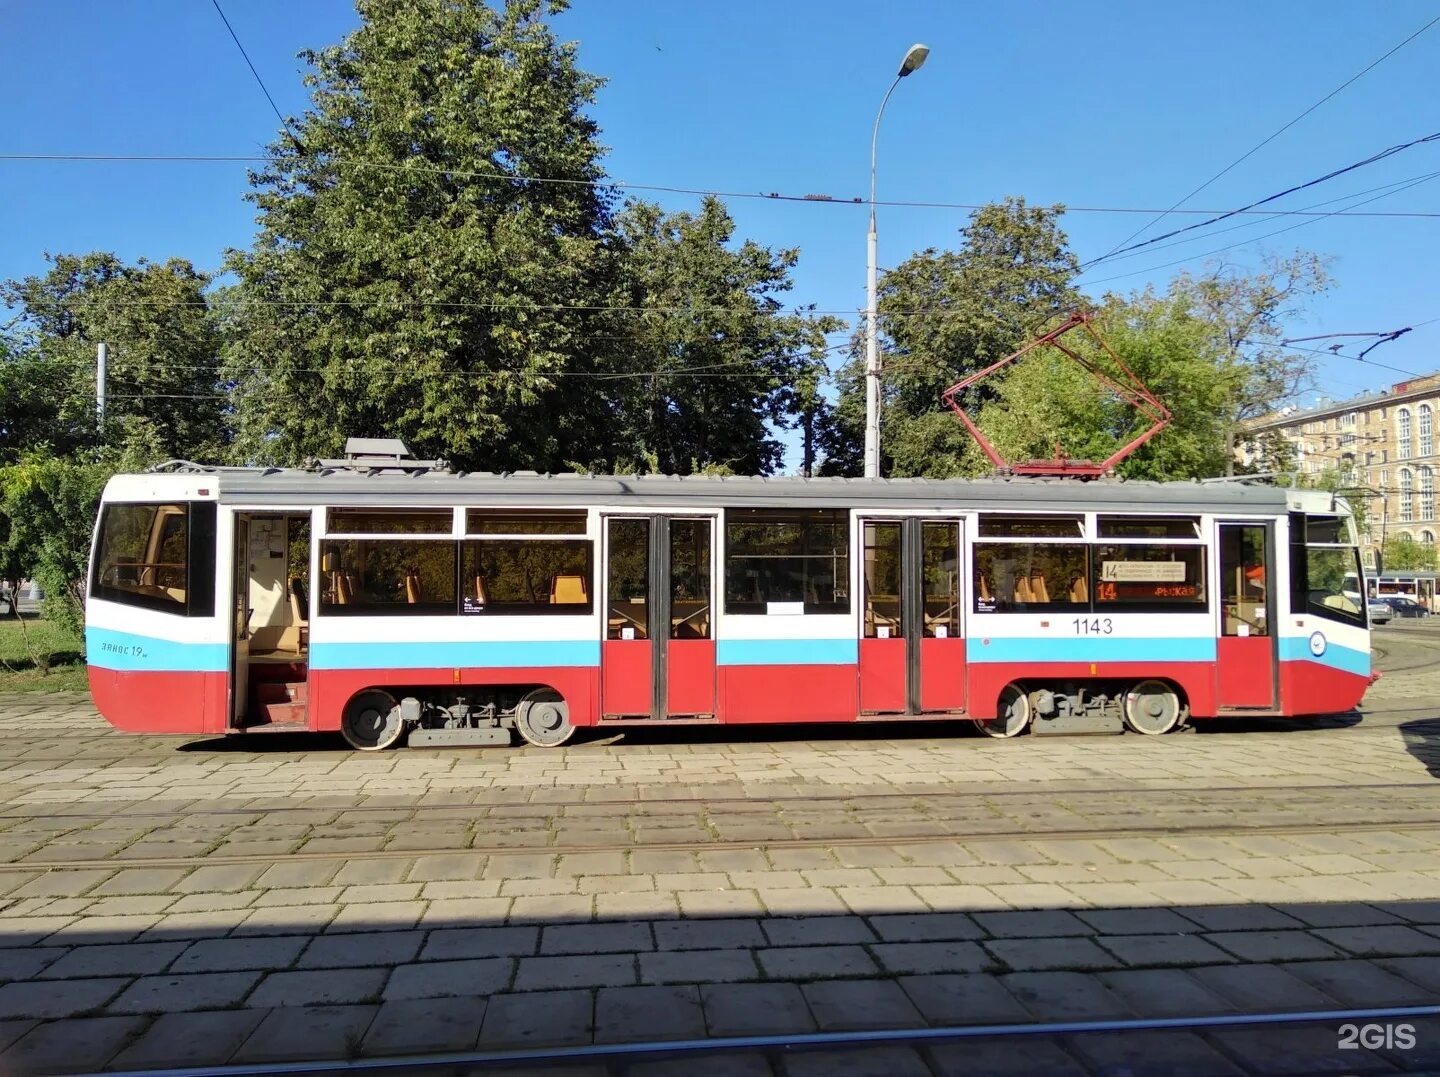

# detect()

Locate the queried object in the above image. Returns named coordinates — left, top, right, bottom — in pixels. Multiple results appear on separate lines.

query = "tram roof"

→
left=120, top=466, right=1347, bottom=516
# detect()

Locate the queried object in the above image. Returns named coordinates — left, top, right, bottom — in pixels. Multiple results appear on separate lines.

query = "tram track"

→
left=6, top=813, right=1440, bottom=873
left=1, top=776, right=1438, bottom=823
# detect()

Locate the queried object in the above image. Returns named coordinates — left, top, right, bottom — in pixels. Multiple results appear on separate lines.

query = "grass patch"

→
left=0, top=614, right=89, bottom=692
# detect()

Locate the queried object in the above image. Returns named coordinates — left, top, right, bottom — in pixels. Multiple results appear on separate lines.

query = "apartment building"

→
left=1239, top=372, right=1440, bottom=547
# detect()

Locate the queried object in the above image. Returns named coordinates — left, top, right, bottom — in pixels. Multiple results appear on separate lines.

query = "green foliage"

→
left=1383, top=532, right=1437, bottom=571
left=823, top=198, right=1082, bottom=476
left=604, top=197, right=842, bottom=475
left=822, top=200, right=1329, bottom=482
left=224, top=0, right=617, bottom=470
left=1, top=252, right=223, bottom=464
left=0, top=454, right=111, bottom=639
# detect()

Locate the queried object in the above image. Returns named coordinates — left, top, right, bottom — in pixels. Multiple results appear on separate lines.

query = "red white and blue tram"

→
left=84, top=454, right=1374, bottom=749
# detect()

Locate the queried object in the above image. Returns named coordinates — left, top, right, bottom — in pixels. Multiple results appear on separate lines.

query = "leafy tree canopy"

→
left=1, top=252, right=221, bottom=464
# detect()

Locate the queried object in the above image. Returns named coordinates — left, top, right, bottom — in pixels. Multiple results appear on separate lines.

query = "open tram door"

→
left=858, top=517, right=967, bottom=715
left=228, top=511, right=313, bottom=730
left=1216, top=521, right=1278, bottom=710
left=600, top=516, right=717, bottom=721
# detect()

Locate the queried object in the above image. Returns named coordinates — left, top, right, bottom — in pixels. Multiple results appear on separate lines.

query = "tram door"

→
left=859, top=517, right=967, bottom=714
left=601, top=516, right=717, bottom=719
left=1217, top=522, right=1277, bottom=709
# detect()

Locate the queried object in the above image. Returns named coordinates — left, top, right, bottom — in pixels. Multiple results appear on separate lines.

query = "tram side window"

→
left=462, top=539, right=593, bottom=615
left=1288, top=514, right=1364, bottom=628
left=1092, top=545, right=1207, bottom=611
left=319, top=540, right=457, bottom=615
left=725, top=508, right=849, bottom=615
left=92, top=502, right=203, bottom=615
left=973, top=543, right=1089, bottom=612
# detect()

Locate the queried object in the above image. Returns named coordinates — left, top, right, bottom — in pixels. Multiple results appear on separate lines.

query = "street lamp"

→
left=864, top=43, right=930, bottom=479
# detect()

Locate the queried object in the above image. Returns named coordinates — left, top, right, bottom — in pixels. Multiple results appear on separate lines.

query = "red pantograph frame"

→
left=939, top=310, right=1172, bottom=478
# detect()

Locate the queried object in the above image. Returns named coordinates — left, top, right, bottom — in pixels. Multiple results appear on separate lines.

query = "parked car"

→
left=1368, top=599, right=1393, bottom=625
left=1381, top=596, right=1431, bottom=619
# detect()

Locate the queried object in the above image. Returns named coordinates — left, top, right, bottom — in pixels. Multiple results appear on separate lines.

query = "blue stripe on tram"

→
left=86, top=627, right=229, bottom=672
left=967, top=637, right=1218, bottom=664
left=716, top=639, right=859, bottom=666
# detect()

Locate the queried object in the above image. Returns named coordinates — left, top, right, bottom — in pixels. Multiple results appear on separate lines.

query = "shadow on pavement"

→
left=2, top=887, right=1439, bottom=1075
left=1400, top=718, right=1440, bottom=780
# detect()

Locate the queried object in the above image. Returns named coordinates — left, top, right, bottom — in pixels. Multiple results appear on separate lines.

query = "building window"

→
left=1422, top=467, right=1435, bottom=521
left=1423, top=531, right=1436, bottom=545
left=1398, top=408, right=1412, bottom=459
left=1341, top=412, right=1356, bottom=428
left=1400, top=468, right=1414, bottom=522
left=1420, top=404, right=1433, bottom=456
left=724, top=508, right=849, bottom=615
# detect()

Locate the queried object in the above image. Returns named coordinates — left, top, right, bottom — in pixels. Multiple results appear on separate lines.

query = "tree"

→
left=822, top=198, right=1081, bottom=476
left=972, top=291, right=1235, bottom=481
left=1166, top=253, right=1331, bottom=475
left=223, top=0, right=619, bottom=471
left=1383, top=532, right=1437, bottom=571
left=601, top=198, right=841, bottom=475
left=1, top=252, right=223, bottom=463
left=0, top=453, right=110, bottom=639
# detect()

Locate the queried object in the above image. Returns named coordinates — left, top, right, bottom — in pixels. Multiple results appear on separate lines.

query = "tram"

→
left=84, top=447, right=1375, bottom=750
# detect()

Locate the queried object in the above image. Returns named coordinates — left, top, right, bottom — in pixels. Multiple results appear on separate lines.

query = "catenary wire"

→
left=1079, top=168, right=1440, bottom=286
left=208, top=1, right=293, bottom=138
left=3, top=153, right=1440, bottom=220
left=1093, top=12, right=1440, bottom=261
left=1081, top=128, right=1440, bottom=269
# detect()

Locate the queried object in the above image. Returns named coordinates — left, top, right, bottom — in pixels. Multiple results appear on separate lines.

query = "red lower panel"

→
left=1280, top=661, right=1369, bottom=716
left=1217, top=638, right=1275, bottom=708
left=720, top=664, right=858, bottom=724
left=859, top=638, right=906, bottom=713
left=920, top=637, right=966, bottom=712
left=667, top=640, right=716, bottom=716
left=967, top=662, right=1218, bottom=720
left=602, top=642, right=652, bottom=716
left=310, top=666, right=599, bottom=731
left=88, top=666, right=223, bottom=734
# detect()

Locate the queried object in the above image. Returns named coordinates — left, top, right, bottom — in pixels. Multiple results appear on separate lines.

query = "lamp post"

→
left=864, top=42, right=930, bottom=479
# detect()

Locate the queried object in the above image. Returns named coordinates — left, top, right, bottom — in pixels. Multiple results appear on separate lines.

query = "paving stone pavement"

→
left=0, top=631, right=1437, bottom=1073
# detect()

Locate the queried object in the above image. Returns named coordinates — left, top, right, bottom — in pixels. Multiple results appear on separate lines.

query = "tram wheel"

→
left=515, top=690, right=574, bottom=748
left=978, top=684, right=1031, bottom=739
left=341, top=689, right=404, bottom=751
left=1123, top=679, right=1184, bottom=735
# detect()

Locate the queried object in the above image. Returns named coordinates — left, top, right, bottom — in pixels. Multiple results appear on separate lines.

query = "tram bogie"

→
left=84, top=465, right=1375, bottom=749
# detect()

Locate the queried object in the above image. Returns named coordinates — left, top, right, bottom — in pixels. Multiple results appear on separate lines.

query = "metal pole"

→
left=96, top=342, right=108, bottom=427
left=864, top=77, right=900, bottom=479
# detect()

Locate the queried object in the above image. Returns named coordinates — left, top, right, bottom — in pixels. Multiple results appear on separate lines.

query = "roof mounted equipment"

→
left=940, top=310, right=1172, bottom=479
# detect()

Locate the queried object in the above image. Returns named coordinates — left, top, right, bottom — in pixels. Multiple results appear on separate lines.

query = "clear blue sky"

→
left=4, top=1, right=1437, bottom=424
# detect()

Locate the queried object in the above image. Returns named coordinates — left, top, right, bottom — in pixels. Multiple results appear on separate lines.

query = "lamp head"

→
left=898, top=43, right=930, bottom=77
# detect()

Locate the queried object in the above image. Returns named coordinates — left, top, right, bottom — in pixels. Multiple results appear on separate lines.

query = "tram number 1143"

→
left=1072, top=617, right=1114, bottom=635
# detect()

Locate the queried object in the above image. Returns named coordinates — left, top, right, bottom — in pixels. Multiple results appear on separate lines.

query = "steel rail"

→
left=71, top=1004, right=1440, bottom=1077
left=1, top=776, right=1436, bottom=822
left=5, top=813, right=1440, bottom=873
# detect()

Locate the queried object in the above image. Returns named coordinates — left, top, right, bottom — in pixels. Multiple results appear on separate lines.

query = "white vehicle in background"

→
left=1367, top=598, right=1393, bottom=625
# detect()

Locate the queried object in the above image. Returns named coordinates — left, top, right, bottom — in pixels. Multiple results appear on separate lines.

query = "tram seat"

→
left=1069, top=576, right=1088, bottom=603
left=550, top=575, right=587, bottom=605
left=978, top=577, right=993, bottom=603
left=404, top=573, right=423, bottom=604
left=472, top=576, right=489, bottom=606
left=330, top=572, right=354, bottom=605
left=1029, top=575, right=1050, bottom=603
left=285, top=576, right=309, bottom=654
